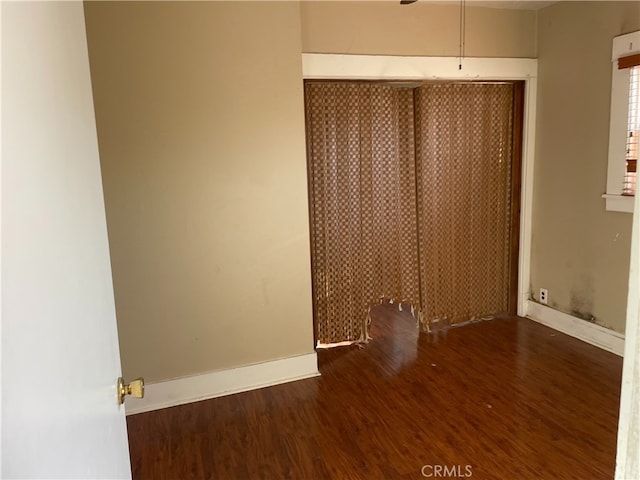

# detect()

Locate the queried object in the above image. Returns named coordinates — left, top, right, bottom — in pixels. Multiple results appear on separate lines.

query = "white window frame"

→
left=603, top=30, right=640, bottom=213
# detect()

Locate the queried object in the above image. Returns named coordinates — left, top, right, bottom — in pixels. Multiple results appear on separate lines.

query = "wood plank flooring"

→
left=127, top=305, right=623, bottom=479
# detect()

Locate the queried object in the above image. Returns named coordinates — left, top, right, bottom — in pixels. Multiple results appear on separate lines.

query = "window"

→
left=604, top=31, right=640, bottom=213
left=625, top=66, right=640, bottom=196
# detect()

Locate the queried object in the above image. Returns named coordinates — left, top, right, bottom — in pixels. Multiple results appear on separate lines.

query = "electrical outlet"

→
left=540, top=288, right=548, bottom=305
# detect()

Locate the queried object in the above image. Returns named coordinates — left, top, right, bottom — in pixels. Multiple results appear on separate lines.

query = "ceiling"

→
left=419, top=0, right=557, bottom=9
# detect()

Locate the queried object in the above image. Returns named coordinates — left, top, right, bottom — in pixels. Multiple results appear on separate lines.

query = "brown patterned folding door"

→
left=305, top=82, right=420, bottom=345
left=305, top=81, right=520, bottom=344
left=414, top=83, right=517, bottom=330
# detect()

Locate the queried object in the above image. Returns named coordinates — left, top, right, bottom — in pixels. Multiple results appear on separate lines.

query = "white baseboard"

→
left=526, top=300, right=625, bottom=357
left=125, top=352, right=320, bottom=415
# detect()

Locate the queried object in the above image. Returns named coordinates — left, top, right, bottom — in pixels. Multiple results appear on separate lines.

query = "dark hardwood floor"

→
left=127, top=305, right=623, bottom=479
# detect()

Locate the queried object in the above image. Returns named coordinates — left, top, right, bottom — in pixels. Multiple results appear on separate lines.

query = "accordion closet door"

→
left=304, top=81, right=523, bottom=344
left=415, top=82, right=522, bottom=328
left=305, top=82, right=420, bottom=345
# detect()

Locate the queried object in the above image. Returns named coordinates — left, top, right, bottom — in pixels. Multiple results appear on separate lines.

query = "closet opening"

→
left=304, top=80, right=524, bottom=347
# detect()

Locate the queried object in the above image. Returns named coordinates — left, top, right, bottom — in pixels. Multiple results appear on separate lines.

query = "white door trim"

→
left=615, top=163, right=640, bottom=479
left=302, top=54, right=538, bottom=317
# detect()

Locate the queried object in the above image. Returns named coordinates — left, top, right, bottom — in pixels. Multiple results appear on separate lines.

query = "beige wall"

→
left=84, top=2, right=314, bottom=383
left=85, top=0, right=639, bottom=385
left=531, top=2, right=640, bottom=332
left=301, top=1, right=536, bottom=57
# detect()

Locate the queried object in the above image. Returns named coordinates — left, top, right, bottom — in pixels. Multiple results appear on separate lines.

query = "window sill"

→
left=603, top=193, right=634, bottom=213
